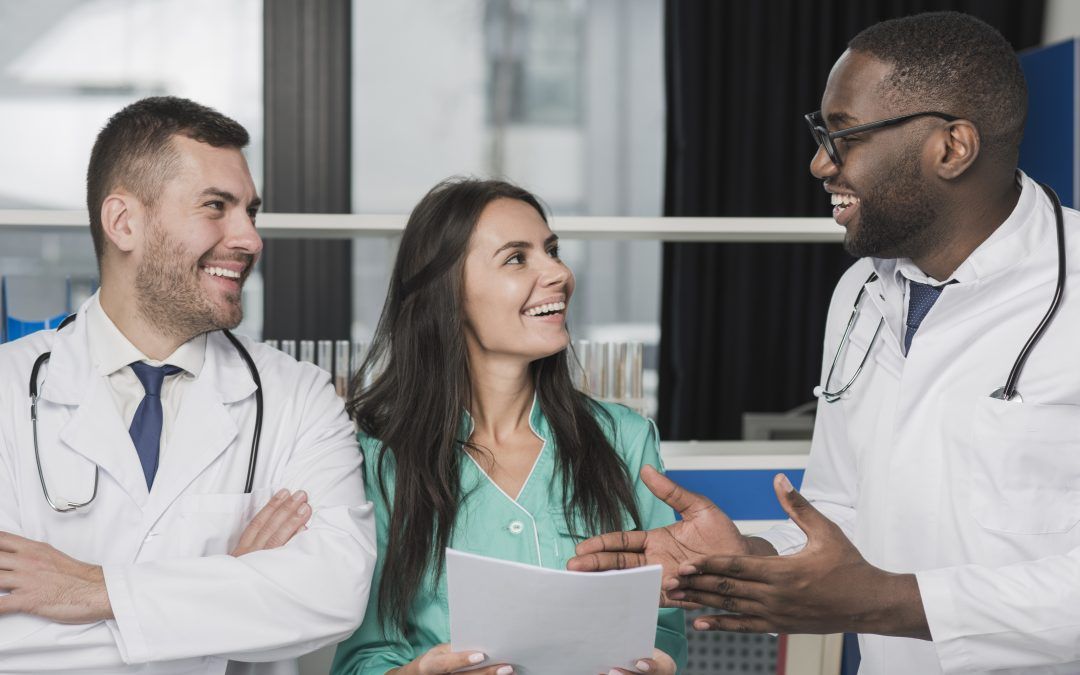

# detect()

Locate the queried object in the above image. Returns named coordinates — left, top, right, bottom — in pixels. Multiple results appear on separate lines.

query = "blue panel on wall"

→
left=666, top=469, right=805, bottom=521
left=1019, top=40, right=1075, bottom=207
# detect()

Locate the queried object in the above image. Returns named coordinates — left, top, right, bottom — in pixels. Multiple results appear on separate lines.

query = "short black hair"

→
left=86, top=96, right=250, bottom=263
left=848, top=11, right=1027, bottom=164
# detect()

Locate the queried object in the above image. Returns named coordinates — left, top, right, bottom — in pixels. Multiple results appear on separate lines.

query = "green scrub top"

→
left=331, top=397, right=688, bottom=674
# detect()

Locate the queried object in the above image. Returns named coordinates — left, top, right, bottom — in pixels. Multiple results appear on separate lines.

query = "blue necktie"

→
left=129, top=362, right=183, bottom=489
left=904, top=280, right=945, bottom=353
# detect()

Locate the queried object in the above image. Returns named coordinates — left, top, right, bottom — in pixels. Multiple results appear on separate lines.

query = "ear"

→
left=932, top=120, right=980, bottom=180
left=99, top=192, right=143, bottom=255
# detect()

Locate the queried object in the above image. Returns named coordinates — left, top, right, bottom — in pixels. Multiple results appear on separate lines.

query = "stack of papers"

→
left=447, top=548, right=662, bottom=674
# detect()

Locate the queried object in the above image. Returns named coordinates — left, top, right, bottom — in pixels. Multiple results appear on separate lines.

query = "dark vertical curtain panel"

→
left=262, top=0, right=353, bottom=340
left=659, top=0, right=1044, bottom=440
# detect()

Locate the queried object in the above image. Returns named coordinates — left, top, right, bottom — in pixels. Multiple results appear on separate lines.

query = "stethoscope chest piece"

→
left=989, top=386, right=1022, bottom=403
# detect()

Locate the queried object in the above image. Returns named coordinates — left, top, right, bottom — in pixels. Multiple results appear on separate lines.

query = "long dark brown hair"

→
left=347, top=177, right=642, bottom=633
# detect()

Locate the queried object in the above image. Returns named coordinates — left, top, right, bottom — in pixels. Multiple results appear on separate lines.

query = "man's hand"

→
left=0, top=531, right=112, bottom=623
left=230, top=489, right=312, bottom=557
left=607, top=647, right=677, bottom=675
left=669, top=474, right=930, bottom=639
left=566, top=465, right=772, bottom=605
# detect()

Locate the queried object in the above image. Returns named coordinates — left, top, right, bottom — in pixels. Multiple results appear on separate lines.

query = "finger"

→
left=430, top=649, right=490, bottom=672
left=678, top=555, right=780, bottom=582
left=263, top=501, right=312, bottom=548
left=250, top=491, right=308, bottom=550
left=234, top=489, right=290, bottom=551
left=668, top=589, right=770, bottom=616
left=573, top=529, right=648, bottom=557
left=566, top=550, right=649, bottom=572
left=0, top=531, right=30, bottom=554
left=0, top=552, right=17, bottom=571
left=773, top=473, right=832, bottom=540
left=672, top=573, right=768, bottom=602
left=640, top=465, right=712, bottom=517
left=692, top=613, right=773, bottom=634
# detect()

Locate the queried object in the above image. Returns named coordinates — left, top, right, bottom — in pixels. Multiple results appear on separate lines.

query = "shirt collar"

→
left=874, top=170, right=1041, bottom=289
left=85, top=292, right=206, bottom=377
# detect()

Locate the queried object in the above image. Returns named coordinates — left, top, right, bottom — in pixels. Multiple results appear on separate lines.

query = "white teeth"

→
left=203, top=266, right=241, bottom=279
left=524, top=301, right=567, bottom=317
left=830, top=194, right=859, bottom=208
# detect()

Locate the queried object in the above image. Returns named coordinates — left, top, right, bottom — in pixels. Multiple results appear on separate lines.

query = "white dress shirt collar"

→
left=84, top=292, right=206, bottom=377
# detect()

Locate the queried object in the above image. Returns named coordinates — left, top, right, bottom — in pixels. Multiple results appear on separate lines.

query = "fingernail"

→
left=608, top=670, right=621, bottom=675
left=274, top=489, right=288, bottom=500
left=291, top=490, right=307, bottom=502
left=668, top=590, right=685, bottom=599
left=297, top=504, right=310, bottom=516
left=497, top=667, right=514, bottom=675
left=469, top=652, right=486, bottom=664
left=636, top=661, right=652, bottom=672
left=694, top=620, right=709, bottom=630
left=778, top=473, right=794, bottom=493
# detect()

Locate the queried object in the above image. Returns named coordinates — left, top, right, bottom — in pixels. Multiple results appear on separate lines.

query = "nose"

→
left=538, top=254, right=570, bottom=288
left=809, top=143, right=839, bottom=180
left=226, top=207, right=263, bottom=257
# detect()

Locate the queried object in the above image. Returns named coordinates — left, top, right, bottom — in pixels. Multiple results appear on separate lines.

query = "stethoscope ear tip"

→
left=812, top=385, right=825, bottom=398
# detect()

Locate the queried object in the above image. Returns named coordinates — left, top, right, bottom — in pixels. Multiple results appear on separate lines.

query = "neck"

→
left=467, top=349, right=535, bottom=443
left=912, top=174, right=1021, bottom=281
left=99, top=284, right=190, bottom=361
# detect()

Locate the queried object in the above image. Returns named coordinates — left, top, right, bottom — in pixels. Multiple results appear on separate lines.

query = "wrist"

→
left=84, top=565, right=114, bottom=622
left=864, top=572, right=930, bottom=640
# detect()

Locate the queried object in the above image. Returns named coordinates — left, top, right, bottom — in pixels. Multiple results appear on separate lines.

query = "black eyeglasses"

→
left=805, top=110, right=961, bottom=166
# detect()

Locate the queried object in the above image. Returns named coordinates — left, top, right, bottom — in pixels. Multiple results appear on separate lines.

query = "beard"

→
left=843, top=152, right=945, bottom=260
left=134, top=222, right=246, bottom=341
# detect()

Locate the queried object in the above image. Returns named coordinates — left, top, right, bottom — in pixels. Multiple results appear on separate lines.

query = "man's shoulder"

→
left=0, top=331, right=54, bottom=382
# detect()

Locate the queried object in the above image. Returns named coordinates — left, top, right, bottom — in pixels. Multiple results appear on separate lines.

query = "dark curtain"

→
left=659, top=0, right=1045, bottom=440
left=261, top=0, right=353, bottom=340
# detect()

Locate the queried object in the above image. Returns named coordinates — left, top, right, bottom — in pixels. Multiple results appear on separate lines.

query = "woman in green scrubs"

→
left=332, top=178, right=686, bottom=675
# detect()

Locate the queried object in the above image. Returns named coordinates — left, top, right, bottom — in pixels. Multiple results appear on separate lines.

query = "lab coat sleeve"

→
left=917, top=552, right=1080, bottom=673
left=101, top=365, right=377, bottom=664
left=624, top=416, right=688, bottom=672
left=754, top=263, right=866, bottom=556
left=331, top=443, right=416, bottom=675
left=0, top=391, right=133, bottom=673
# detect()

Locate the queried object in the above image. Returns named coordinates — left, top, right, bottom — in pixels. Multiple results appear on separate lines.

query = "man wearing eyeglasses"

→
left=569, top=11, right=1080, bottom=674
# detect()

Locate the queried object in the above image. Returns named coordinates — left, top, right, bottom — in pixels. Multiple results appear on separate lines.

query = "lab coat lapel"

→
left=145, top=333, right=247, bottom=515
left=47, top=303, right=152, bottom=506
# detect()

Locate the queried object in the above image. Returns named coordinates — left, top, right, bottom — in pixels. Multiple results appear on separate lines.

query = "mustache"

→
left=198, top=252, right=255, bottom=271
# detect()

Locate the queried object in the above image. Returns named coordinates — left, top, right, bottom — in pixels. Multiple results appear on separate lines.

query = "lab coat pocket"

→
left=969, top=398, right=1080, bottom=534
left=175, top=487, right=276, bottom=556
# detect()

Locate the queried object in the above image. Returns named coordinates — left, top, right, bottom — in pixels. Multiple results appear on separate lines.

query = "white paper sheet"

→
left=447, top=548, right=662, bottom=675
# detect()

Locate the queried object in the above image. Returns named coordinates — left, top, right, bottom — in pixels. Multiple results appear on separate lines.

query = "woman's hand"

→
left=605, top=648, right=676, bottom=675
left=392, top=643, right=514, bottom=675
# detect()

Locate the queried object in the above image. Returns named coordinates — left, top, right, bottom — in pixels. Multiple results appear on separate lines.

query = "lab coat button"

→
left=508, top=520, right=524, bottom=534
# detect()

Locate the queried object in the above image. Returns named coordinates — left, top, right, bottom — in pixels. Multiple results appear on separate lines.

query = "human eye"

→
left=204, top=200, right=226, bottom=212
left=504, top=251, right=525, bottom=265
left=547, top=243, right=560, bottom=258
left=247, top=207, right=259, bottom=220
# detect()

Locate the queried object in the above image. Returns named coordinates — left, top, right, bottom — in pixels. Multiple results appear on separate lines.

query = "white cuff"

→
left=102, top=564, right=150, bottom=664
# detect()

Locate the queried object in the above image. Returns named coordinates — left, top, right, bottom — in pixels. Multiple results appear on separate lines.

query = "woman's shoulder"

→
left=585, top=399, right=656, bottom=449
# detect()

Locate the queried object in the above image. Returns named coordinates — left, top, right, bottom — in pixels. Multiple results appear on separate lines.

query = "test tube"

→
left=335, top=340, right=351, bottom=397
left=263, top=339, right=279, bottom=351
left=280, top=340, right=297, bottom=359
left=629, top=342, right=644, bottom=400
left=317, top=340, right=334, bottom=373
left=299, top=340, right=316, bottom=363
left=612, top=342, right=628, bottom=403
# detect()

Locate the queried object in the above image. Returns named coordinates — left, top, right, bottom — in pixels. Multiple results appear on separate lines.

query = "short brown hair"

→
left=86, top=96, right=250, bottom=262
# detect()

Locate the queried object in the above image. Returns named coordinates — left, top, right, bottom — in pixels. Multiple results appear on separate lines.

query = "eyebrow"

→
left=199, top=187, right=262, bottom=210
left=492, top=233, right=559, bottom=258
left=825, top=111, right=859, bottom=128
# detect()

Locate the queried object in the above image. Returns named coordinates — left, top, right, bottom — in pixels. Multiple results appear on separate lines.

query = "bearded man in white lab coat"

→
left=569, top=11, right=1080, bottom=674
left=0, top=97, right=376, bottom=673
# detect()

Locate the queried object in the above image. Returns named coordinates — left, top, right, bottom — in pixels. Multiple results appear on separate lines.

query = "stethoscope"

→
left=815, top=182, right=1066, bottom=405
left=30, top=315, right=264, bottom=512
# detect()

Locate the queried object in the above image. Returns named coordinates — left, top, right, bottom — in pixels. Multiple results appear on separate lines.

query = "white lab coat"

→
left=0, top=299, right=377, bottom=674
left=759, top=173, right=1080, bottom=674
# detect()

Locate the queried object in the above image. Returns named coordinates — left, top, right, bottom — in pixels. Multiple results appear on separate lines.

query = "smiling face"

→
left=461, top=197, right=575, bottom=364
left=133, top=135, right=262, bottom=337
left=811, top=50, right=945, bottom=259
